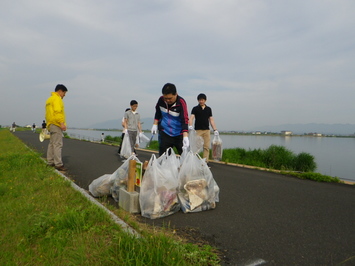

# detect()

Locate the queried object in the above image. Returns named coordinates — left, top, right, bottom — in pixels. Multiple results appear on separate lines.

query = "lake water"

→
left=66, top=129, right=355, bottom=182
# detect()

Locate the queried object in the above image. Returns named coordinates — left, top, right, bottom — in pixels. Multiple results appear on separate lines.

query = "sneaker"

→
left=55, top=165, right=67, bottom=171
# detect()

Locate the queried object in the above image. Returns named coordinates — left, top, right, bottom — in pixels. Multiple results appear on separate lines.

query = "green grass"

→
left=0, top=129, right=220, bottom=265
left=222, top=145, right=317, bottom=172
left=104, top=135, right=121, bottom=144
left=281, top=171, right=342, bottom=183
left=145, top=140, right=159, bottom=150
left=221, top=145, right=342, bottom=183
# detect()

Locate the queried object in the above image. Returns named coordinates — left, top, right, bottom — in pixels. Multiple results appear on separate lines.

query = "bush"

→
left=223, top=145, right=317, bottom=172
left=263, top=145, right=294, bottom=170
left=104, top=135, right=121, bottom=143
left=293, top=152, right=317, bottom=172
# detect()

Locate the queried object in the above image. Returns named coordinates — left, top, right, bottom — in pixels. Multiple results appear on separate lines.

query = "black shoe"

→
left=55, top=165, right=67, bottom=171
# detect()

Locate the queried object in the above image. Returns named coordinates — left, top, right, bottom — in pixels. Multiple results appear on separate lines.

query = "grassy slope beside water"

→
left=0, top=129, right=219, bottom=265
left=222, top=145, right=342, bottom=183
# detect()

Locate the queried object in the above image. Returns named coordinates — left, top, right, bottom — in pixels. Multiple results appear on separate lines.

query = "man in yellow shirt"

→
left=45, top=84, right=68, bottom=171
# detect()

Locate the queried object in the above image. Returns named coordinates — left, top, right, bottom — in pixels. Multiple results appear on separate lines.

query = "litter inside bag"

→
left=178, top=151, right=220, bottom=213
left=110, top=154, right=141, bottom=202
left=140, top=150, right=180, bottom=219
left=188, top=129, right=203, bottom=154
left=89, top=174, right=113, bottom=197
left=120, top=133, right=132, bottom=159
left=212, top=135, right=223, bottom=161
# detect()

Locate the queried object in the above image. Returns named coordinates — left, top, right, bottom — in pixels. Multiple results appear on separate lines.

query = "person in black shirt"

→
left=189, top=93, right=218, bottom=162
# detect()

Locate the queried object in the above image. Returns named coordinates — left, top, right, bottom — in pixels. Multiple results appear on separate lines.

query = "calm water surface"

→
left=67, top=129, right=355, bottom=182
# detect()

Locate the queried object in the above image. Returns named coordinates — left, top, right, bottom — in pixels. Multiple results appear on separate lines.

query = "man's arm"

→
left=209, top=117, right=217, bottom=131
left=189, top=114, right=195, bottom=127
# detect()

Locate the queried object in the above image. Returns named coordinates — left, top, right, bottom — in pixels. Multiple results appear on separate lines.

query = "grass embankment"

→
left=0, top=129, right=220, bottom=265
left=222, top=145, right=343, bottom=183
left=223, top=145, right=317, bottom=172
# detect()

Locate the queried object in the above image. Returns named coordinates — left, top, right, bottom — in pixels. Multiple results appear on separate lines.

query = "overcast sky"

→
left=1, top=0, right=354, bottom=131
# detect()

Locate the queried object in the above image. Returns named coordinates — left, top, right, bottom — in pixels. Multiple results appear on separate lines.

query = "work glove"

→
left=183, top=136, right=190, bottom=149
left=214, top=130, right=219, bottom=136
left=151, top=124, right=158, bottom=134
left=188, top=125, right=194, bottom=131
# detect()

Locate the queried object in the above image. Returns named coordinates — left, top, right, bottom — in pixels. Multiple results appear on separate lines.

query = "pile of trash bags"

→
left=89, top=130, right=220, bottom=220
left=140, top=147, right=220, bottom=219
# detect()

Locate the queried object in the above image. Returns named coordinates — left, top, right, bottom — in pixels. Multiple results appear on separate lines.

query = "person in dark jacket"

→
left=151, top=83, right=189, bottom=155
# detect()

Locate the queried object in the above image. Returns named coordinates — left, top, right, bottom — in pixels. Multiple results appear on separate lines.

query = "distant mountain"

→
left=250, top=123, right=355, bottom=135
left=87, top=117, right=154, bottom=130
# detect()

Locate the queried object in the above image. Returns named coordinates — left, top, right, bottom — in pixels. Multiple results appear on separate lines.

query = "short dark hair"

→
left=130, top=100, right=138, bottom=106
left=55, top=84, right=68, bottom=92
left=197, top=93, right=207, bottom=100
left=162, top=83, right=177, bottom=95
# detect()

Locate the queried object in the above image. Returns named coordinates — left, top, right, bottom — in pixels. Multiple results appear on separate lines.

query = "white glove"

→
left=214, top=130, right=219, bottom=136
left=183, top=136, right=189, bottom=148
left=123, top=129, right=128, bottom=134
left=188, top=125, right=194, bottom=131
left=139, top=132, right=144, bottom=137
left=151, top=124, right=158, bottom=134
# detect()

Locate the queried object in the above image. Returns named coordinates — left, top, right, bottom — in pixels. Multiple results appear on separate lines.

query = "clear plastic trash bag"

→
left=212, top=135, right=223, bottom=161
left=120, top=132, right=132, bottom=159
left=110, top=154, right=141, bottom=202
left=188, top=129, right=204, bottom=154
left=89, top=174, right=113, bottom=197
left=138, top=132, right=150, bottom=143
left=178, top=151, right=220, bottom=213
left=140, top=149, right=180, bottom=219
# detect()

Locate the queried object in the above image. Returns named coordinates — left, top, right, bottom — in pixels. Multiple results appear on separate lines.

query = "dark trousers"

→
left=118, top=132, right=125, bottom=154
left=159, top=131, right=183, bottom=156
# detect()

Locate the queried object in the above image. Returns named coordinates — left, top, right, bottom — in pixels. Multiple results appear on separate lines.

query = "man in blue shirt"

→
left=151, top=83, right=189, bottom=155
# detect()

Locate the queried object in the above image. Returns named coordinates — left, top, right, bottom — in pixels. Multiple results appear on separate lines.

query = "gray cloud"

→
left=1, top=0, right=355, bottom=130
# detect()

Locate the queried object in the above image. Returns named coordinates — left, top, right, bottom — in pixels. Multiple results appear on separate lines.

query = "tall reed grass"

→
left=0, top=129, right=219, bottom=265
left=222, top=145, right=316, bottom=172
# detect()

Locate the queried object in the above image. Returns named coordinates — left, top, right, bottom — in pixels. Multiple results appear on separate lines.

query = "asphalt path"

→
left=14, top=131, right=355, bottom=265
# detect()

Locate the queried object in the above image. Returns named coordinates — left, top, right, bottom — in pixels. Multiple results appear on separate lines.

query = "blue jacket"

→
left=154, top=95, right=189, bottom=137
